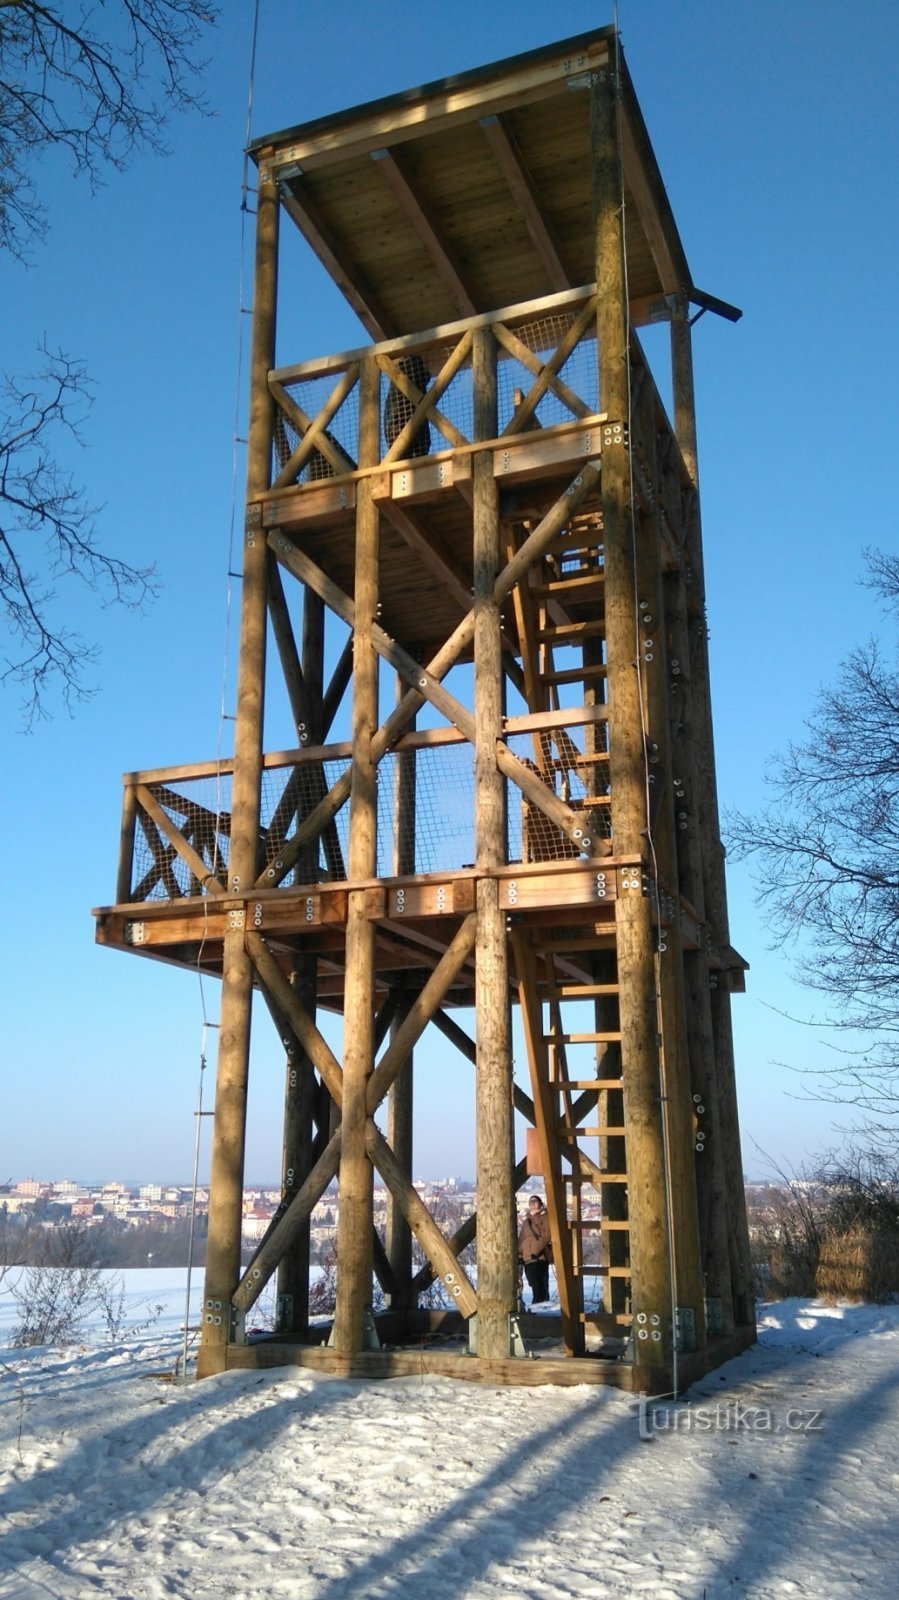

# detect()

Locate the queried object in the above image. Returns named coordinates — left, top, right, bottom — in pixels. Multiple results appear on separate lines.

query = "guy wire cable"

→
left=612, top=4, right=680, bottom=1399
left=180, top=0, right=263, bottom=1380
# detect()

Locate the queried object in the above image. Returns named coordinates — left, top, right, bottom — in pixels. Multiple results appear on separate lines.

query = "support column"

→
left=473, top=326, right=516, bottom=1359
left=277, top=590, right=325, bottom=1336
left=386, top=679, right=416, bottom=1308
left=671, top=305, right=754, bottom=1327
left=630, top=370, right=706, bottom=1348
left=198, top=157, right=278, bottom=1377
left=592, top=64, right=673, bottom=1368
left=333, top=352, right=380, bottom=1354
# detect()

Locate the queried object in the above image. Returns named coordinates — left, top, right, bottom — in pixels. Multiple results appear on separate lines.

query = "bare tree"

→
left=1, top=344, right=158, bottom=722
left=728, top=549, right=899, bottom=1145
left=0, top=0, right=217, bottom=259
left=0, top=1, right=218, bottom=723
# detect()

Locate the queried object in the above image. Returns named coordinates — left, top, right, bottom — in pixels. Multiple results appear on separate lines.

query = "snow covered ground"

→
left=1, top=1274, right=897, bottom=1599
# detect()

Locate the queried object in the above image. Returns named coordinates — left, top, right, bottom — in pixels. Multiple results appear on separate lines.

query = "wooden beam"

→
left=322, top=633, right=354, bottom=738
left=265, top=39, right=612, bottom=174
left=619, top=97, right=683, bottom=298
left=232, top=1129, right=342, bottom=1315
left=366, top=1124, right=478, bottom=1318
left=247, top=932, right=344, bottom=1106
left=134, top=786, right=225, bottom=898
left=377, top=350, right=468, bottom=452
left=278, top=184, right=392, bottom=341
left=200, top=160, right=279, bottom=1378
left=271, top=282, right=597, bottom=387
left=366, top=914, right=478, bottom=1113
left=379, top=501, right=473, bottom=614
left=266, top=557, right=312, bottom=735
left=471, top=325, right=517, bottom=1360
left=511, top=930, right=580, bottom=1352
left=480, top=113, right=570, bottom=292
left=270, top=364, right=359, bottom=487
left=371, top=148, right=478, bottom=317
left=333, top=351, right=380, bottom=1356
left=260, top=461, right=601, bottom=888
left=592, top=67, right=673, bottom=1367
left=381, top=330, right=473, bottom=466
left=498, top=297, right=597, bottom=435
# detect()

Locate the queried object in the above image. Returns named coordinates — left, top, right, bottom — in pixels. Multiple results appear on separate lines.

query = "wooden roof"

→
left=249, top=29, right=698, bottom=339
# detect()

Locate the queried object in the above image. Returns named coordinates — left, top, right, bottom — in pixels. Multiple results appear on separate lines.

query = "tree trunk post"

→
left=333, top=351, right=381, bottom=1354
left=473, top=325, right=517, bottom=1359
left=199, top=156, right=279, bottom=1377
left=592, top=64, right=673, bottom=1368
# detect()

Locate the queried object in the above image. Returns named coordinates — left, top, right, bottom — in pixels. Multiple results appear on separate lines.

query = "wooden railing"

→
left=116, top=706, right=611, bottom=906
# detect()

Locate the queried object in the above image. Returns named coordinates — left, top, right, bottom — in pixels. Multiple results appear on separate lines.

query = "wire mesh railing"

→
left=122, top=715, right=611, bottom=903
left=268, top=288, right=601, bottom=488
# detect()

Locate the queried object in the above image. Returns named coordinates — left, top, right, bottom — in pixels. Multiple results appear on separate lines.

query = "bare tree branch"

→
left=0, top=3, right=217, bottom=722
left=727, top=551, right=899, bottom=1139
left=0, top=1, right=218, bottom=257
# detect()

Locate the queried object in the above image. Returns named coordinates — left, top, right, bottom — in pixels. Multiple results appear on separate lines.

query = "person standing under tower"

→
left=518, top=1194, right=553, bottom=1305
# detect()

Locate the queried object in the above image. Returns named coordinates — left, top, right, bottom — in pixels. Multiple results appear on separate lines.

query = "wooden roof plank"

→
left=372, top=148, right=478, bottom=317
left=479, top=112, right=571, bottom=294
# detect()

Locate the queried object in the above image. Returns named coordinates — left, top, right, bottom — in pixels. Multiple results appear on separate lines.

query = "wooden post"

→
left=473, top=325, right=516, bottom=1359
left=332, top=351, right=380, bottom=1354
left=277, top=589, right=325, bottom=1336
left=629, top=364, right=706, bottom=1347
left=591, top=64, right=673, bottom=1366
left=386, top=677, right=416, bottom=1310
left=198, top=157, right=278, bottom=1378
left=671, top=302, right=754, bottom=1327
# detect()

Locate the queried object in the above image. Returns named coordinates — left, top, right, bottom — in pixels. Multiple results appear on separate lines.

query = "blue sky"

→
left=3, top=0, right=898, bottom=1185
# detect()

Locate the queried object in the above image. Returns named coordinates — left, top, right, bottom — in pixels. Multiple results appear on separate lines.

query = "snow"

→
left=1, top=1276, right=898, bottom=1599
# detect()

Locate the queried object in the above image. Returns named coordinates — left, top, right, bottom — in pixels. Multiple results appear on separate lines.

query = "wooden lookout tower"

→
left=95, top=27, right=755, bottom=1393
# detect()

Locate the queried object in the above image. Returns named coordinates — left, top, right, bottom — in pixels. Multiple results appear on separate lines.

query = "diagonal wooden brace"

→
left=365, top=914, right=478, bottom=1114
left=135, top=785, right=225, bottom=896
left=247, top=931, right=344, bottom=1107
left=259, top=460, right=602, bottom=887
left=270, top=364, right=359, bottom=488
left=232, top=1129, right=342, bottom=1315
left=365, top=1123, right=478, bottom=1318
left=381, top=331, right=474, bottom=465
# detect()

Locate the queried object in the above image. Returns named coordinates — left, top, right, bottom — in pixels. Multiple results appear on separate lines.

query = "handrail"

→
left=270, top=282, right=597, bottom=385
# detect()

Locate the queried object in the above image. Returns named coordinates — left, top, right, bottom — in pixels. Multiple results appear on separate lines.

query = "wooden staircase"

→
left=507, top=508, right=633, bottom=1356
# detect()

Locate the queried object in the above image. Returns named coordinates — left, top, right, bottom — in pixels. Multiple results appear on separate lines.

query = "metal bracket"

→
left=466, top=1312, right=528, bottom=1358
left=124, top=921, right=147, bottom=946
left=327, top=1305, right=380, bottom=1351
left=705, top=1297, right=725, bottom=1338
left=602, top=421, right=628, bottom=449
left=675, top=1306, right=696, bottom=1352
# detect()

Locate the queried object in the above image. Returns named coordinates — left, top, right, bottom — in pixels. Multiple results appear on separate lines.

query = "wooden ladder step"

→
left=592, top=1173, right=628, bottom=1182
left=541, top=664, right=608, bottom=685
left=553, top=983, right=619, bottom=997
left=545, top=1032, right=622, bottom=1044
left=578, top=795, right=611, bottom=806
left=531, top=573, right=606, bottom=598
left=542, top=937, right=617, bottom=952
left=580, top=1312, right=632, bottom=1328
left=535, top=619, right=605, bottom=642
left=558, top=1125, right=627, bottom=1138
left=573, top=1264, right=631, bottom=1277
left=550, top=1078, right=624, bottom=1091
left=547, top=1081, right=623, bottom=1094
left=600, top=1220, right=631, bottom=1231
